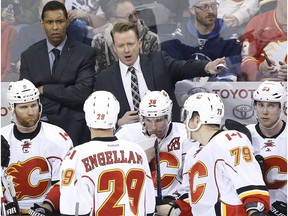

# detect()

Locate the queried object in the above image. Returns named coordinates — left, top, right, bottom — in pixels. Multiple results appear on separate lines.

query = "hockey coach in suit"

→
left=94, top=22, right=226, bottom=126
left=19, top=1, right=96, bottom=145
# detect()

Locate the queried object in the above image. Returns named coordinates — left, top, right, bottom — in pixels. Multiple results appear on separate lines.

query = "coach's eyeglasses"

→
left=114, top=10, right=140, bottom=21
left=194, top=2, right=219, bottom=11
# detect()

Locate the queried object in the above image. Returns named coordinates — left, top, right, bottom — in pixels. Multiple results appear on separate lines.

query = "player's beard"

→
left=147, top=125, right=168, bottom=140
left=195, top=13, right=216, bottom=28
left=15, top=112, right=40, bottom=128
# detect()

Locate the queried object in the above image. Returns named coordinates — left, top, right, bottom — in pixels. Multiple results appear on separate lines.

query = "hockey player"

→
left=247, top=81, right=287, bottom=215
left=1, top=79, right=73, bottom=215
left=59, top=91, right=155, bottom=215
left=156, top=92, right=270, bottom=216
left=115, top=90, right=196, bottom=198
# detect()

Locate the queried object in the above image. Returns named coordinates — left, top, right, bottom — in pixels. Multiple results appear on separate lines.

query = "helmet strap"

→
left=258, top=116, right=281, bottom=130
left=186, top=119, right=202, bottom=140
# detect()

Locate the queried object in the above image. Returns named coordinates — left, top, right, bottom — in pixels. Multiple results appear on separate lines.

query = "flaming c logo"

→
left=5, top=157, right=50, bottom=200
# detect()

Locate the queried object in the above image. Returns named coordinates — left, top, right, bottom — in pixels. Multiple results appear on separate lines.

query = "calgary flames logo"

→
left=261, top=140, right=276, bottom=152
left=5, top=157, right=50, bottom=200
left=21, top=140, right=32, bottom=153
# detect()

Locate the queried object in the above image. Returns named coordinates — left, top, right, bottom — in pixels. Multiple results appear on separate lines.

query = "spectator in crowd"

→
left=1, top=79, right=72, bottom=215
left=94, top=22, right=226, bottom=126
left=157, top=92, right=270, bottom=215
left=161, top=0, right=242, bottom=81
left=66, top=0, right=107, bottom=28
left=247, top=81, right=287, bottom=215
left=241, top=0, right=287, bottom=81
left=116, top=90, right=197, bottom=198
left=19, top=1, right=97, bottom=146
left=1, top=20, right=17, bottom=81
left=59, top=91, right=155, bottom=215
left=217, top=0, right=259, bottom=35
left=1, top=0, right=40, bottom=28
left=91, top=0, right=160, bottom=74
left=10, top=0, right=93, bottom=79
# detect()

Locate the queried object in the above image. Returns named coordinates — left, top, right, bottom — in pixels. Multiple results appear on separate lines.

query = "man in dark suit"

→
left=95, top=22, right=226, bottom=126
left=19, top=1, right=96, bottom=145
left=11, top=0, right=92, bottom=76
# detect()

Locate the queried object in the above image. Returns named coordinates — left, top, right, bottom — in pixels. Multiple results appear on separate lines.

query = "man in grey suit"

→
left=19, top=1, right=96, bottom=145
left=95, top=22, right=226, bottom=126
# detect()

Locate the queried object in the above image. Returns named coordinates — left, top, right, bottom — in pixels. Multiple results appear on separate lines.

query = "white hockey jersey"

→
left=247, top=122, right=287, bottom=204
left=182, top=130, right=270, bottom=216
left=59, top=137, right=155, bottom=216
left=1, top=122, right=73, bottom=212
left=116, top=122, right=197, bottom=196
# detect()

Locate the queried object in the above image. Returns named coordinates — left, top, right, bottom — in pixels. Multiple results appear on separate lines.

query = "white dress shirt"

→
left=119, top=56, right=148, bottom=110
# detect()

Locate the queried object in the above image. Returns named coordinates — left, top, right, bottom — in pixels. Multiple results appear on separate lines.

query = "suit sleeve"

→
left=42, top=48, right=96, bottom=106
left=161, top=52, right=210, bottom=81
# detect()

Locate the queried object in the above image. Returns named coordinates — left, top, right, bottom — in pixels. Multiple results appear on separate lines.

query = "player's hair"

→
left=41, top=0, right=68, bottom=20
left=111, top=22, right=139, bottom=43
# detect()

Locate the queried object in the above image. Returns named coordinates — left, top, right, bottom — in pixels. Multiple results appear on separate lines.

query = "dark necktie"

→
left=129, top=67, right=140, bottom=111
left=51, top=48, right=60, bottom=74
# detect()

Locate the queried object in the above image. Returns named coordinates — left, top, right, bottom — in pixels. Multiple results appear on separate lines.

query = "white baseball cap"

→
left=189, top=0, right=201, bottom=6
left=189, top=0, right=216, bottom=7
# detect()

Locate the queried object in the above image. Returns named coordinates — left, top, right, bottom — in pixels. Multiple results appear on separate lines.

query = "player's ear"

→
left=195, top=115, right=201, bottom=124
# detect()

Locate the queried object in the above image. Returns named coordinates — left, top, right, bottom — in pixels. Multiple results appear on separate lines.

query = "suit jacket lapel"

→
left=111, top=63, right=130, bottom=110
left=38, top=40, right=52, bottom=81
left=140, top=54, right=155, bottom=90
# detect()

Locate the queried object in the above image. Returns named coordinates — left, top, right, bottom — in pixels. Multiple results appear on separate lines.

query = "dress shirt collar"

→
left=119, top=56, right=141, bottom=77
left=46, top=35, right=67, bottom=53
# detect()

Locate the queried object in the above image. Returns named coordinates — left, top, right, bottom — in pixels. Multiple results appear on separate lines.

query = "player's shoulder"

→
left=117, top=122, right=142, bottom=132
left=1, top=124, right=14, bottom=138
left=212, top=130, right=250, bottom=146
left=169, top=122, right=187, bottom=137
left=1, top=124, right=13, bottom=132
left=171, top=122, right=186, bottom=130
left=115, top=122, right=143, bottom=140
left=40, top=122, right=73, bottom=145
left=117, top=138, right=146, bottom=154
left=246, top=123, right=256, bottom=130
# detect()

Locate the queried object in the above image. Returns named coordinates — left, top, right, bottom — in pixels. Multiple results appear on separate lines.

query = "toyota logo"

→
left=233, top=104, right=254, bottom=119
left=187, top=87, right=209, bottom=95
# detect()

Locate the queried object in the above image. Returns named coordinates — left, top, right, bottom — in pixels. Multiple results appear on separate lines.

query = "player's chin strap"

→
left=185, top=120, right=202, bottom=140
left=259, top=117, right=281, bottom=130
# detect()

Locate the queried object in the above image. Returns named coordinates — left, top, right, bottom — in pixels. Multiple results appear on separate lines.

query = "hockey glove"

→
left=246, top=202, right=270, bottom=216
left=269, top=201, right=287, bottom=216
left=255, top=154, right=265, bottom=175
left=1, top=135, right=10, bottom=167
left=28, top=203, right=54, bottom=216
left=5, top=202, right=19, bottom=215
